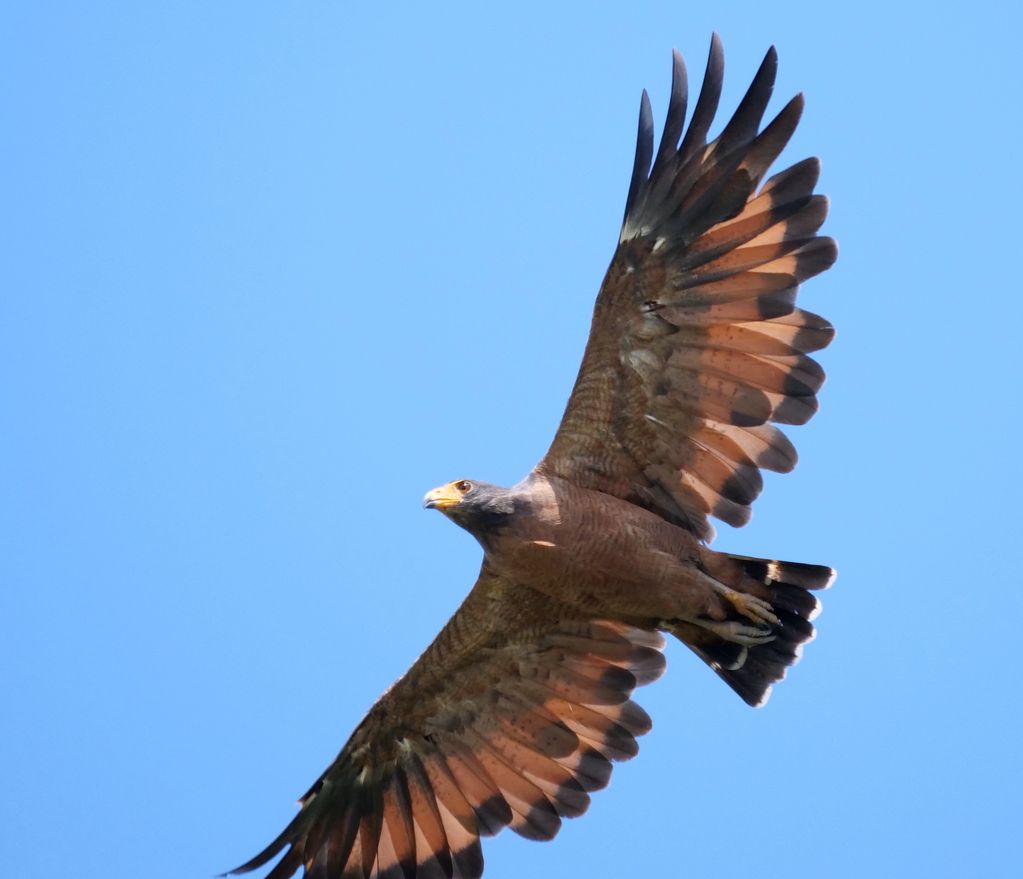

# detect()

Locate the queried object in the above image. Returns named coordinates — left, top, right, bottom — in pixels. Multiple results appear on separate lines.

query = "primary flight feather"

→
left=229, top=34, right=836, bottom=879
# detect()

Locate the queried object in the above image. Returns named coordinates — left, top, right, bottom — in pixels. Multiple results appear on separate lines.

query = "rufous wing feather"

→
left=227, top=569, right=666, bottom=879
left=539, top=35, right=836, bottom=539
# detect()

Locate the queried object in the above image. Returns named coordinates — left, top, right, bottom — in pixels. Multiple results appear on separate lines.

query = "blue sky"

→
left=4, top=2, right=1022, bottom=877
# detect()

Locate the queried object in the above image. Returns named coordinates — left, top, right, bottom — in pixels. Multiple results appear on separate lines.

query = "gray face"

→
left=423, top=479, right=519, bottom=537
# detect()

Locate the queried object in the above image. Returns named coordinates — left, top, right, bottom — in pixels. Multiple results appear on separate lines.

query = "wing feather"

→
left=539, top=37, right=835, bottom=538
left=228, top=568, right=665, bottom=879
left=402, top=760, right=451, bottom=879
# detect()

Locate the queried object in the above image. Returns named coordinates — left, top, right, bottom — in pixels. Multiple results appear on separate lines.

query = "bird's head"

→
left=423, top=478, right=517, bottom=535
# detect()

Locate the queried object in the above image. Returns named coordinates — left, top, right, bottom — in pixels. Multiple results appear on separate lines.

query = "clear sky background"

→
left=5, top=2, right=1022, bottom=877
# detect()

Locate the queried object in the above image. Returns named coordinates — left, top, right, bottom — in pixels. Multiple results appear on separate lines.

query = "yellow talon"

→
left=724, top=589, right=780, bottom=626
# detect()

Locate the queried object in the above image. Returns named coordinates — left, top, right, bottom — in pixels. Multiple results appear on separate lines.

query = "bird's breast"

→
left=480, top=476, right=705, bottom=618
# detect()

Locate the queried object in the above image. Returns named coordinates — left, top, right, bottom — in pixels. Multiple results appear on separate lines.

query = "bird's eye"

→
left=455, top=480, right=473, bottom=493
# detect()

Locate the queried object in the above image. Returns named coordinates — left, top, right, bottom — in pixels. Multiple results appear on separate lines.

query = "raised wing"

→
left=537, top=36, right=836, bottom=540
left=229, top=565, right=665, bottom=879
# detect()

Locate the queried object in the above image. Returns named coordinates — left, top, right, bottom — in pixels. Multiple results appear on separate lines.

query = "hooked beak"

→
left=423, top=484, right=461, bottom=512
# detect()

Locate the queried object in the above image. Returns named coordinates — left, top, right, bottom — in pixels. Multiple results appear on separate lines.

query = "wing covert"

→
left=537, top=36, right=836, bottom=540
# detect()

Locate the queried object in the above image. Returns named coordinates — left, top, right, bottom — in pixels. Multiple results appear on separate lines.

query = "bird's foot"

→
left=698, top=619, right=776, bottom=646
left=719, top=588, right=780, bottom=627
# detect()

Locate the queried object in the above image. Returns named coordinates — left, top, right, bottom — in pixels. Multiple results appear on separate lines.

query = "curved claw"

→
left=700, top=619, right=776, bottom=646
left=722, top=589, right=780, bottom=626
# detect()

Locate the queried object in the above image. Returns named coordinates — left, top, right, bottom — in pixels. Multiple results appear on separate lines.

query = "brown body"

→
left=231, top=37, right=836, bottom=879
left=482, top=474, right=735, bottom=626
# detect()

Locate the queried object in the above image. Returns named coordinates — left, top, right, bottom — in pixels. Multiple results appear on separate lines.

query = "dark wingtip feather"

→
left=762, top=156, right=820, bottom=199
left=676, top=33, right=725, bottom=164
left=623, top=89, right=654, bottom=224
left=654, top=49, right=689, bottom=166
left=226, top=823, right=296, bottom=876
left=714, top=44, right=778, bottom=156
left=708, top=31, right=724, bottom=66
left=736, top=93, right=804, bottom=190
left=260, top=847, right=304, bottom=879
left=453, top=838, right=485, bottom=879
left=796, top=236, right=838, bottom=281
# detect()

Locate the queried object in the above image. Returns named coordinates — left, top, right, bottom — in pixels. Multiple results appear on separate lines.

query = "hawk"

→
left=230, top=34, right=836, bottom=879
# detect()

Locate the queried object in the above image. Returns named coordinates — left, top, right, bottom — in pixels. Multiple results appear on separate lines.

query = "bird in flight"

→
left=229, top=34, right=837, bottom=879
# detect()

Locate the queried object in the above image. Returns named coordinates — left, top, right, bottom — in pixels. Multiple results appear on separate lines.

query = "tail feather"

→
left=687, top=554, right=834, bottom=707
